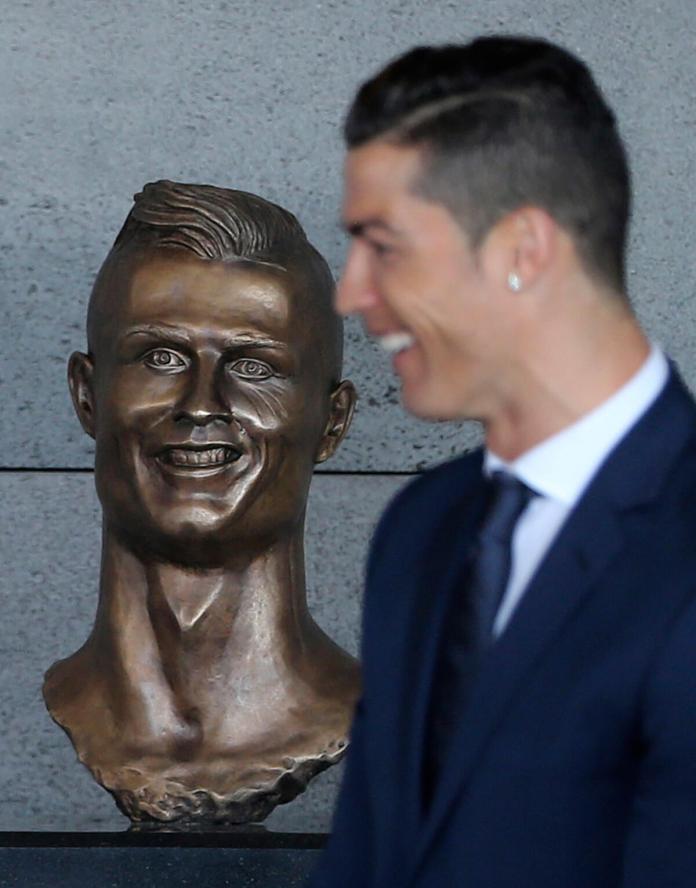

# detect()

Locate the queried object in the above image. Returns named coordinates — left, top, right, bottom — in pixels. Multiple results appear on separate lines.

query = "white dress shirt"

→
left=485, top=344, right=669, bottom=637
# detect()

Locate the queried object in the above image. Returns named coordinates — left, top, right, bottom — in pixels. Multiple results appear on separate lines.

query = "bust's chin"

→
left=104, top=495, right=301, bottom=566
left=105, top=512, right=250, bottom=567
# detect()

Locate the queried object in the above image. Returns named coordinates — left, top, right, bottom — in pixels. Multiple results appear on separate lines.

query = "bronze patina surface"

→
left=43, top=181, right=360, bottom=825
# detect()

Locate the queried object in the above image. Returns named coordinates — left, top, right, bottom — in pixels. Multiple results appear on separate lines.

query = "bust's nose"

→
left=173, top=357, right=232, bottom=427
left=174, top=406, right=232, bottom=427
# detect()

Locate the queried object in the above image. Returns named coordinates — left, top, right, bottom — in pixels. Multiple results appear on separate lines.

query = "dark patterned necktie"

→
left=423, top=471, right=535, bottom=807
left=472, top=471, right=536, bottom=644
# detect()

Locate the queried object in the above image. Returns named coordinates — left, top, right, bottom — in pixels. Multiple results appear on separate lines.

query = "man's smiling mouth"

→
left=376, top=331, right=416, bottom=355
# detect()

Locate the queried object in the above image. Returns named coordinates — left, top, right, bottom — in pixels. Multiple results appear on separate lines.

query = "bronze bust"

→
left=43, top=181, right=360, bottom=825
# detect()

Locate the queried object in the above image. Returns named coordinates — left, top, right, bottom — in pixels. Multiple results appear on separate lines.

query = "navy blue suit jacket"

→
left=310, top=370, right=696, bottom=888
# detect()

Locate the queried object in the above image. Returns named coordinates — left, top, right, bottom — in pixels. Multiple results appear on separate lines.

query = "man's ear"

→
left=314, top=380, right=357, bottom=464
left=68, top=351, right=97, bottom=439
left=483, top=206, right=558, bottom=294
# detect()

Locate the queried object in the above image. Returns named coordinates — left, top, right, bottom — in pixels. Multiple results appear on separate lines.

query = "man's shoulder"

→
left=369, top=449, right=483, bottom=558
left=361, top=449, right=484, bottom=637
left=391, top=448, right=482, bottom=511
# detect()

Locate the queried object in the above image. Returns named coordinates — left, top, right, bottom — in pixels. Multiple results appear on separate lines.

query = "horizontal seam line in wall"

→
left=0, top=466, right=420, bottom=477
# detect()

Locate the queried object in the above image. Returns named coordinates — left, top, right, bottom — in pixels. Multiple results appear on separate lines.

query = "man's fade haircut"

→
left=90, top=180, right=343, bottom=380
left=345, top=37, right=631, bottom=294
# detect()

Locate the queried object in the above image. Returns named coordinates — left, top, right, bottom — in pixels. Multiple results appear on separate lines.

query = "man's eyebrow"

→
left=343, top=218, right=400, bottom=238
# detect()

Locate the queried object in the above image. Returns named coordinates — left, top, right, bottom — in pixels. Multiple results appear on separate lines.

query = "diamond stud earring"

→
left=507, top=271, right=522, bottom=292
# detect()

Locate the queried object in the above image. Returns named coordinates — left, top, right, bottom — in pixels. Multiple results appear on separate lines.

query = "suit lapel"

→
left=414, top=487, right=625, bottom=867
left=394, top=458, right=489, bottom=839
left=410, top=368, right=696, bottom=878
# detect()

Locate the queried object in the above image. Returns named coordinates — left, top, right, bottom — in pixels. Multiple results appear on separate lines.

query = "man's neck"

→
left=485, top=301, right=650, bottom=461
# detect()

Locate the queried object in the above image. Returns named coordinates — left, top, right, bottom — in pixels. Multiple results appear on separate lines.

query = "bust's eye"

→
left=143, top=349, right=188, bottom=372
left=228, top=358, right=273, bottom=380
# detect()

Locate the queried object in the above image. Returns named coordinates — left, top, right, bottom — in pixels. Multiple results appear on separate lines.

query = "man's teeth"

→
left=378, top=332, right=415, bottom=355
left=165, top=447, right=237, bottom=467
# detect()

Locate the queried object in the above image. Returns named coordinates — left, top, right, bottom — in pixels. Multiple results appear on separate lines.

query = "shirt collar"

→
left=485, top=344, right=669, bottom=506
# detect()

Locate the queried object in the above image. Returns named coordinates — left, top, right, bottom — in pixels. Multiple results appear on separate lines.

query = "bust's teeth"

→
left=166, top=447, right=234, bottom=466
left=378, top=332, right=415, bottom=355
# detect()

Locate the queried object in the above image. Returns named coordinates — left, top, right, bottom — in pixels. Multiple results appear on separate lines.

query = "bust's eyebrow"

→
left=122, top=326, right=290, bottom=352
left=222, top=335, right=289, bottom=350
left=123, top=324, right=191, bottom=344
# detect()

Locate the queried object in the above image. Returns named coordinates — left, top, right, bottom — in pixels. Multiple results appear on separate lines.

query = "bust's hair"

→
left=345, top=37, right=631, bottom=294
left=92, top=180, right=343, bottom=379
left=112, top=180, right=318, bottom=266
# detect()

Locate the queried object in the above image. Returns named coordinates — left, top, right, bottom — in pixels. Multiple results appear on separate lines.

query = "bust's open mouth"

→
left=161, top=445, right=241, bottom=467
left=155, top=444, right=243, bottom=475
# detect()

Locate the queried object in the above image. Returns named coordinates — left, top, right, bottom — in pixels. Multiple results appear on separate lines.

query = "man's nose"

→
left=173, top=359, right=232, bottom=426
left=335, top=244, right=379, bottom=317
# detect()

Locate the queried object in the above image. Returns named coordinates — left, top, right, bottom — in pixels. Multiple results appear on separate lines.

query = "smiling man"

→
left=309, top=37, right=696, bottom=888
left=43, top=180, right=359, bottom=825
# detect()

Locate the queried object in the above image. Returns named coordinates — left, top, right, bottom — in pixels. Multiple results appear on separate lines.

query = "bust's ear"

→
left=68, top=351, right=96, bottom=439
left=314, top=380, right=357, bottom=464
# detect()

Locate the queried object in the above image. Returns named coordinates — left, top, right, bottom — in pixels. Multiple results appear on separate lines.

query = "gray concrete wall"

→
left=1, top=0, right=695, bottom=832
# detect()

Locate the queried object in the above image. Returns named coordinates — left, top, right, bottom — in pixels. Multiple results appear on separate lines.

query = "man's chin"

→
left=401, top=378, right=475, bottom=423
left=402, top=388, right=455, bottom=422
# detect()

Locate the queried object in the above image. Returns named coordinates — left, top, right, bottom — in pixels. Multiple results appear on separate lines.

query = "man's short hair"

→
left=345, top=37, right=631, bottom=293
left=92, top=180, right=343, bottom=380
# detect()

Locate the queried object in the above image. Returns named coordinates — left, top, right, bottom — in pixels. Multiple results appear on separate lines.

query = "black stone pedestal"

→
left=0, top=831, right=326, bottom=887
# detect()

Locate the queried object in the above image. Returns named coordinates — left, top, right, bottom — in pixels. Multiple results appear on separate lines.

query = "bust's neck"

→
left=91, top=525, right=316, bottom=729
